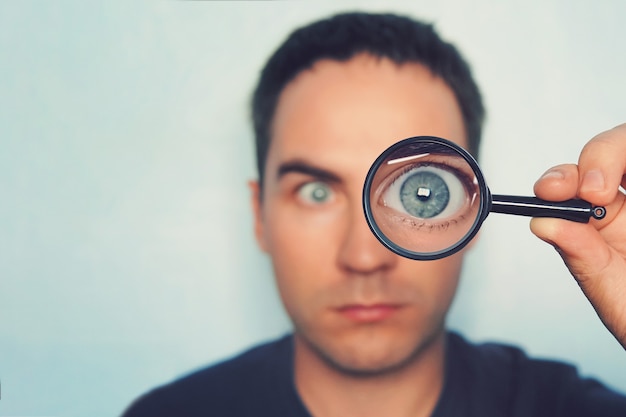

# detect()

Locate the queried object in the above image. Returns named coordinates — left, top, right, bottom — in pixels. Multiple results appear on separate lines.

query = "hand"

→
left=531, top=123, right=626, bottom=349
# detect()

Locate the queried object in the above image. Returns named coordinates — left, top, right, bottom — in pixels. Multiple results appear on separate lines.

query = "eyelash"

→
left=394, top=212, right=466, bottom=232
left=390, top=162, right=474, bottom=191
left=380, top=162, right=474, bottom=230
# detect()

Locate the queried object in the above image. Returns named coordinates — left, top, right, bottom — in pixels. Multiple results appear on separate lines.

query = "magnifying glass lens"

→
left=364, top=136, right=605, bottom=260
left=364, top=137, right=487, bottom=259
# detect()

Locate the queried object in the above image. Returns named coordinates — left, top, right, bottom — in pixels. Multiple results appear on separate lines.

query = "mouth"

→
left=335, top=303, right=403, bottom=323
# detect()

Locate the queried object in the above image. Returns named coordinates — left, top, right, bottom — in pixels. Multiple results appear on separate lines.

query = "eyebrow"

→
left=276, top=160, right=342, bottom=184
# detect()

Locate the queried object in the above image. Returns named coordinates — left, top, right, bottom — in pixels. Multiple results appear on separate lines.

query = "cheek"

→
left=398, top=253, right=463, bottom=308
left=264, top=202, right=341, bottom=259
left=428, top=254, right=463, bottom=306
left=261, top=202, right=345, bottom=306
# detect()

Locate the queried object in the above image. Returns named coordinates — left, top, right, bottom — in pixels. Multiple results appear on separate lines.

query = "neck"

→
left=293, top=331, right=447, bottom=417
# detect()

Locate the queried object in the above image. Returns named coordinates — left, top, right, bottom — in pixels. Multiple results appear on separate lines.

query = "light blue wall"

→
left=1, top=2, right=625, bottom=416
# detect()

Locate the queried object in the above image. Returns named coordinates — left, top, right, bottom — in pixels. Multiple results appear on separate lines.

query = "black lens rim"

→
left=362, top=136, right=491, bottom=260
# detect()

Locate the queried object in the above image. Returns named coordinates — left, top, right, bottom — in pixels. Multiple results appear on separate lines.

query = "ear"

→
left=249, top=180, right=268, bottom=252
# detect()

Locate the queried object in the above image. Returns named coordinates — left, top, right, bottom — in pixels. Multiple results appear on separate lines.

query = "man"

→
left=122, top=12, right=626, bottom=416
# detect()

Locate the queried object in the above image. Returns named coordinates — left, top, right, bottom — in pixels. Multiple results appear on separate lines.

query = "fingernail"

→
left=540, top=168, right=565, bottom=180
left=581, top=169, right=605, bottom=192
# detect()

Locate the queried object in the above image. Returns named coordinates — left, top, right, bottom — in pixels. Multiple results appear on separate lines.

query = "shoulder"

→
left=442, top=332, right=626, bottom=417
left=121, top=335, right=295, bottom=417
left=447, top=331, right=577, bottom=379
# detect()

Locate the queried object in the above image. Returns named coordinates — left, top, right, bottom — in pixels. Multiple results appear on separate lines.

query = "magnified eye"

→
left=382, top=164, right=469, bottom=220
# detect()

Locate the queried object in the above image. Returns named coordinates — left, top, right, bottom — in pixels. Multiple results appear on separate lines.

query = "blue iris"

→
left=399, top=171, right=450, bottom=218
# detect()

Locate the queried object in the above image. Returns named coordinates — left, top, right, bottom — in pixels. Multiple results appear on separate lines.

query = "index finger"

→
left=578, top=123, right=626, bottom=206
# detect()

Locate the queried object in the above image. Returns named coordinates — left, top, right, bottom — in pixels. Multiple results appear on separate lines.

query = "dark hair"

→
left=252, top=12, right=485, bottom=187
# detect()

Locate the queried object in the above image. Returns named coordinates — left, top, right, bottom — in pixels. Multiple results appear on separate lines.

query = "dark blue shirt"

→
left=122, top=332, right=626, bottom=416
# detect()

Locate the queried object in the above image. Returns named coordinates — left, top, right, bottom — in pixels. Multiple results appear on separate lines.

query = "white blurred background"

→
left=1, top=1, right=625, bottom=416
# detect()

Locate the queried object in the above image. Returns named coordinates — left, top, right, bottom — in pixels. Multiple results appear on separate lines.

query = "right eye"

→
left=381, top=164, right=470, bottom=220
left=297, top=181, right=334, bottom=205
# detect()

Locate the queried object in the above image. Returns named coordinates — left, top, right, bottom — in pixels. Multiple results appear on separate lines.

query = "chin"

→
left=299, top=323, right=445, bottom=376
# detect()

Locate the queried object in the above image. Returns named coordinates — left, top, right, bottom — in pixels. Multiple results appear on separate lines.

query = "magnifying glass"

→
left=362, top=136, right=607, bottom=260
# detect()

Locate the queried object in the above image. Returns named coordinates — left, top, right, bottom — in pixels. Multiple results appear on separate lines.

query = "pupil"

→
left=416, top=187, right=431, bottom=201
left=399, top=171, right=450, bottom=218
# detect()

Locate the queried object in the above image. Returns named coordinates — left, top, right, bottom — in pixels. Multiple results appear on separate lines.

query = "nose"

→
left=337, top=200, right=398, bottom=275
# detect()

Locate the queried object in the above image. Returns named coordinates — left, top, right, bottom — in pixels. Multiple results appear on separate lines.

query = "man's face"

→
left=251, top=54, right=468, bottom=374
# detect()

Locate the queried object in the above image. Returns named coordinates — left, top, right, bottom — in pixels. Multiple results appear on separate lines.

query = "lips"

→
left=336, top=303, right=402, bottom=323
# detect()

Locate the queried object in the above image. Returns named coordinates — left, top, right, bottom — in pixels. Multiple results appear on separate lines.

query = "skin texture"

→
left=531, top=123, right=626, bottom=349
left=250, top=54, right=469, bottom=417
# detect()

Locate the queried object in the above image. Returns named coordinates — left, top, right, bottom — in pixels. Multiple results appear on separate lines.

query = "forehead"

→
left=267, top=54, right=466, bottom=181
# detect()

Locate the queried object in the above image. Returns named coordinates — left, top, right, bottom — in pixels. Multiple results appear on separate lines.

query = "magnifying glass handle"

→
left=490, top=194, right=606, bottom=223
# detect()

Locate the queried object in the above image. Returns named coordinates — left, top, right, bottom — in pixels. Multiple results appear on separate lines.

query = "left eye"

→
left=297, top=181, right=334, bottom=204
left=381, top=164, right=468, bottom=220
